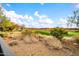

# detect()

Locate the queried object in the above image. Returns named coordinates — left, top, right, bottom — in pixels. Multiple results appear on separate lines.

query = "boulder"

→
left=23, top=34, right=40, bottom=44
left=38, top=34, right=63, bottom=50
left=45, top=37, right=63, bottom=49
left=23, top=35, right=33, bottom=44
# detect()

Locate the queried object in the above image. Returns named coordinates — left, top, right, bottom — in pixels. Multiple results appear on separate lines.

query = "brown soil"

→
left=4, top=32, right=79, bottom=56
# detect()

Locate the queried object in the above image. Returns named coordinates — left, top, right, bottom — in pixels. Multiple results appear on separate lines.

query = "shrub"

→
left=0, top=34, right=4, bottom=37
left=0, top=32, right=8, bottom=38
left=50, top=28, right=68, bottom=40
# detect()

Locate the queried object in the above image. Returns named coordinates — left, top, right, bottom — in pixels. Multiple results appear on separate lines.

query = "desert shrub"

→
left=0, top=32, right=8, bottom=38
left=50, top=28, right=68, bottom=40
left=0, top=34, right=4, bottom=37
left=35, top=30, right=50, bottom=35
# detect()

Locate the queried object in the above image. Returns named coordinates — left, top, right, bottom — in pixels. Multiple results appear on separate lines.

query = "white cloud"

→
left=25, top=20, right=54, bottom=28
left=38, top=18, right=54, bottom=24
left=3, top=7, right=73, bottom=28
left=6, top=4, right=10, bottom=7
left=57, top=18, right=77, bottom=28
left=40, top=3, right=44, bottom=6
left=4, top=10, right=23, bottom=24
left=4, top=9, right=53, bottom=28
left=29, top=16, right=33, bottom=20
left=0, top=4, right=2, bottom=7
left=34, top=11, right=47, bottom=19
left=75, top=4, right=79, bottom=8
left=3, top=8, right=34, bottom=26
left=34, top=11, right=39, bottom=17
left=59, top=18, right=67, bottom=24
left=56, top=18, right=68, bottom=28
left=6, top=11, right=23, bottom=19
left=24, top=15, right=33, bottom=20
left=3, top=8, right=71, bottom=28
left=33, top=11, right=54, bottom=28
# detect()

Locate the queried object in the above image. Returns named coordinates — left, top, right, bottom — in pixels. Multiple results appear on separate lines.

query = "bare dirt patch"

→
left=4, top=32, right=74, bottom=56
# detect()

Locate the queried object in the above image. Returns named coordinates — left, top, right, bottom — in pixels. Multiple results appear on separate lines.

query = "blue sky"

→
left=2, top=3, right=79, bottom=28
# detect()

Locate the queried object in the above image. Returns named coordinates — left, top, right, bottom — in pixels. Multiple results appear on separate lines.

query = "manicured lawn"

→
left=68, top=32, right=79, bottom=36
left=34, top=30, right=79, bottom=37
left=34, top=30, right=50, bottom=35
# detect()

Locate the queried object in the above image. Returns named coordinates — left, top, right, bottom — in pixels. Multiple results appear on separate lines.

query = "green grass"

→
left=34, top=30, right=79, bottom=37
left=68, top=32, right=79, bottom=36
left=34, top=30, right=51, bottom=35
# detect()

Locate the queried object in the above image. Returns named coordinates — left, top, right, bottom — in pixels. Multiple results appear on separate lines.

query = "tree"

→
left=0, top=5, right=14, bottom=31
left=67, top=10, right=79, bottom=28
left=73, top=10, right=79, bottom=27
left=67, top=16, right=75, bottom=27
left=0, top=5, right=26, bottom=31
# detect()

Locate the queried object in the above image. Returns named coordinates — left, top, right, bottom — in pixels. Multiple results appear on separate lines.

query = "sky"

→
left=1, top=3, right=79, bottom=28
